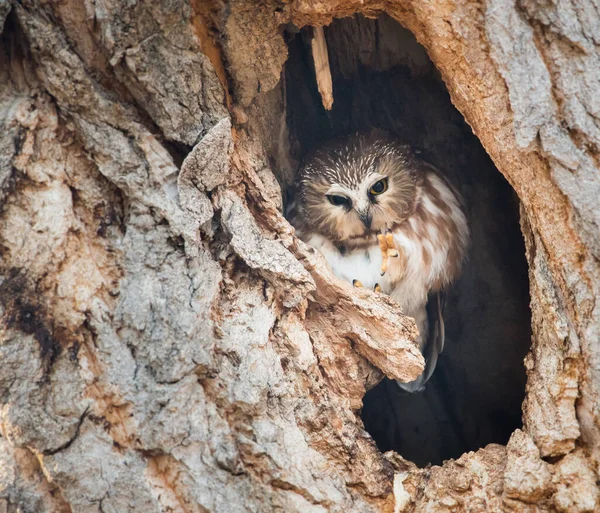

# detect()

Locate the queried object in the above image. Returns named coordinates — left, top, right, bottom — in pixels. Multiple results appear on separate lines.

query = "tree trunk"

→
left=1, top=0, right=599, bottom=512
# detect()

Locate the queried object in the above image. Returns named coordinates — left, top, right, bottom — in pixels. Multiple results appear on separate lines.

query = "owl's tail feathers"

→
left=395, top=292, right=445, bottom=394
left=395, top=374, right=428, bottom=393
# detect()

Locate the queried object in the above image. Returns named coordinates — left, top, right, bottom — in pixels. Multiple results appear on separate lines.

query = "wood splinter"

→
left=378, top=233, right=400, bottom=276
left=311, top=26, right=334, bottom=110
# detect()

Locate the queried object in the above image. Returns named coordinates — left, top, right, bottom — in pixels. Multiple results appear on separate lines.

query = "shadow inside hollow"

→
left=283, top=14, right=531, bottom=467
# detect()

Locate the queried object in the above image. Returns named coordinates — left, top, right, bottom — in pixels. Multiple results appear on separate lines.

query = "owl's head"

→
left=295, top=131, right=419, bottom=241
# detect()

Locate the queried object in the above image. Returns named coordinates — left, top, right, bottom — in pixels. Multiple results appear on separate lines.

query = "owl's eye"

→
left=369, top=178, right=388, bottom=196
left=327, top=194, right=351, bottom=207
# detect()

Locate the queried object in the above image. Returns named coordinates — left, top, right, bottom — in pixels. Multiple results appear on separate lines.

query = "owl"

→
left=287, top=130, right=469, bottom=392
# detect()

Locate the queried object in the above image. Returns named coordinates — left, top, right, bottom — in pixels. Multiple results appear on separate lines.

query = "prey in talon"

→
left=377, top=231, right=400, bottom=276
left=287, top=130, right=469, bottom=392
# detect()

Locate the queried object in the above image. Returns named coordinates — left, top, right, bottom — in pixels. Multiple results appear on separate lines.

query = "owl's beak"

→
left=357, top=209, right=372, bottom=229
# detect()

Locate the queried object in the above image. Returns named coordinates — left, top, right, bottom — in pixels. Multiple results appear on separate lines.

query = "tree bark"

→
left=0, top=0, right=599, bottom=512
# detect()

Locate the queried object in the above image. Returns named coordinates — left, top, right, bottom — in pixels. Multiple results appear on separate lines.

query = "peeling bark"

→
left=1, top=0, right=599, bottom=512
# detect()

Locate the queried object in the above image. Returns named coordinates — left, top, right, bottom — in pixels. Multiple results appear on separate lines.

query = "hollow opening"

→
left=261, top=13, right=531, bottom=467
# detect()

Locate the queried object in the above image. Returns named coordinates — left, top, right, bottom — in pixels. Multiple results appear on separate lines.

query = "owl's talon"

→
left=388, top=249, right=400, bottom=258
left=352, top=279, right=364, bottom=288
left=373, top=283, right=381, bottom=293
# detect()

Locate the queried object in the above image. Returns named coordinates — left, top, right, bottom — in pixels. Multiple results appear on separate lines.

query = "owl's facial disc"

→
left=296, top=136, right=419, bottom=242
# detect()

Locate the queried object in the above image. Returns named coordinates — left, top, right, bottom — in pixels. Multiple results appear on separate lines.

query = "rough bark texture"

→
left=0, top=1, right=599, bottom=513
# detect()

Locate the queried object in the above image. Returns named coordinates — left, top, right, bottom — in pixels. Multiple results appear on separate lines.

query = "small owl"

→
left=288, top=130, right=469, bottom=392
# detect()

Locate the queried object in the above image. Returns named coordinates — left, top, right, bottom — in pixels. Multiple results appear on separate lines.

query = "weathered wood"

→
left=1, top=0, right=599, bottom=512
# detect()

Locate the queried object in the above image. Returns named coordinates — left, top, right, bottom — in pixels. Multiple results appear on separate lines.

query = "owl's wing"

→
left=396, top=291, right=445, bottom=393
left=422, top=290, right=445, bottom=384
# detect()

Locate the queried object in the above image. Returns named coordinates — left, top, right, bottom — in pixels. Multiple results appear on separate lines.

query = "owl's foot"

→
left=354, top=280, right=381, bottom=292
left=377, top=232, right=400, bottom=276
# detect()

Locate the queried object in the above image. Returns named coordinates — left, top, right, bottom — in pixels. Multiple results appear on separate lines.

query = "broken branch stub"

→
left=311, top=26, right=334, bottom=110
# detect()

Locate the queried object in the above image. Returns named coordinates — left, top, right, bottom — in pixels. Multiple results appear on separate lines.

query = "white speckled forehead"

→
left=297, top=132, right=411, bottom=193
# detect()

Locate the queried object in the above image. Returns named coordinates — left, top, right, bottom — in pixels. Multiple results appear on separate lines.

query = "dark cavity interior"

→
left=256, top=14, right=531, bottom=467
